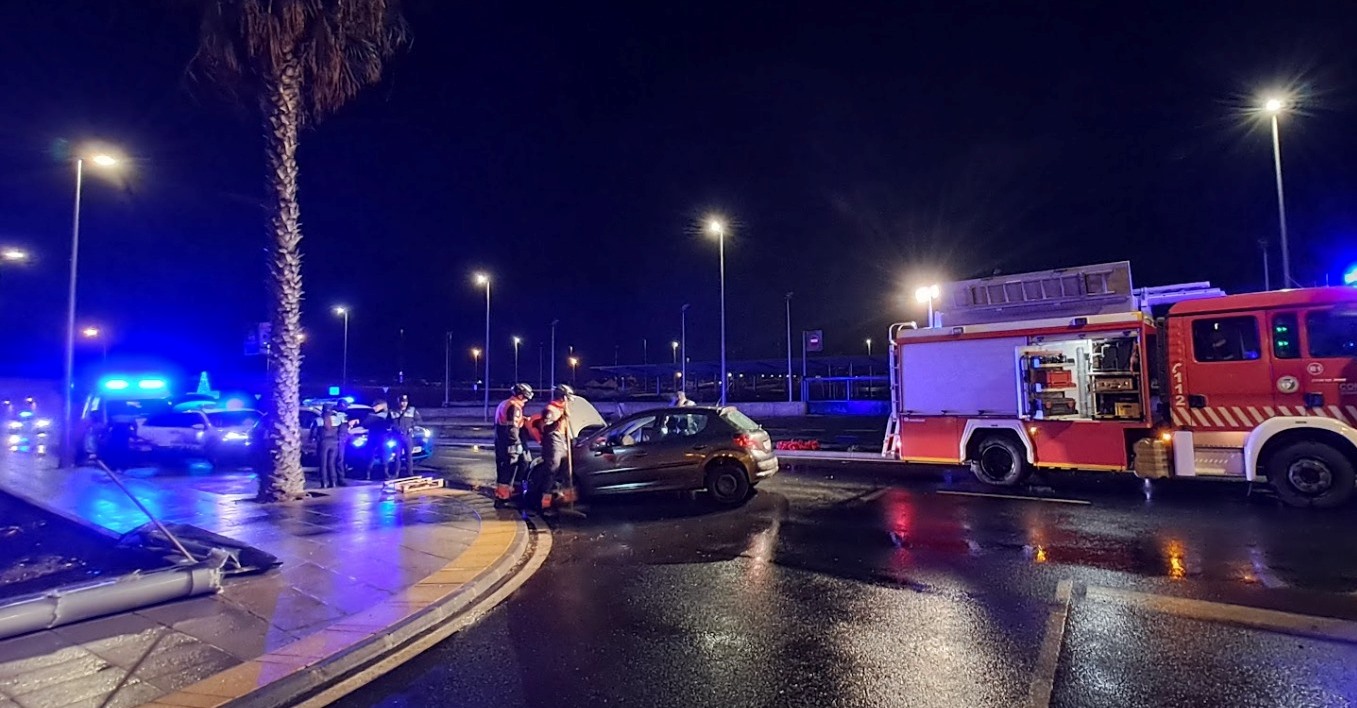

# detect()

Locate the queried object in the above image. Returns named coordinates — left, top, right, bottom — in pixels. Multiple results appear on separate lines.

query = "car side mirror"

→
left=590, top=437, right=611, bottom=453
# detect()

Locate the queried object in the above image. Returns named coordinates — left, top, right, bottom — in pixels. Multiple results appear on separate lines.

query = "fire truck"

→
left=883, top=261, right=1357, bottom=508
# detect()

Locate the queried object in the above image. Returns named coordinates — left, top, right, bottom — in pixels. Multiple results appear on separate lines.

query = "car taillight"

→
left=734, top=433, right=758, bottom=449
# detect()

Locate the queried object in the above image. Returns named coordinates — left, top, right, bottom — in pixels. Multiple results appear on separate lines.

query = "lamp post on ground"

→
left=62, top=149, right=121, bottom=467
left=1262, top=96, right=1294, bottom=288
left=705, top=217, right=728, bottom=406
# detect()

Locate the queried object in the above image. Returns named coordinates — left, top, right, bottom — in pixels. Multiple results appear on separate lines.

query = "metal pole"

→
left=785, top=292, right=793, bottom=403
left=718, top=232, right=727, bottom=406
left=681, top=304, right=689, bottom=395
left=537, top=343, right=544, bottom=392
left=1271, top=113, right=1292, bottom=288
left=513, top=338, right=520, bottom=383
left=443, top=332, right=451, bottom=406
left=1259, top=240, right=1271, bottom=291
left=341, top=311, right=349, bottom=388
left=550, top=320, right=558, bottom=392
left=483, top=281, right=491, bottom=421
left=61, top=158, right=84, bottom=467
left=927, top=299, right=935, bottom=328
left=801, top=330, right=807, bottom=403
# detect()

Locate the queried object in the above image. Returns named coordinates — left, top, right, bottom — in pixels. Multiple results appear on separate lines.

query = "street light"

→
left=333, top=306, right=350, bottom=388
left=81, top=326, right=108, bottom=360
left=671, top=340, right=679, bottom=364
left=915, top=284, right=941, bottom=328
left=474, top=273, right=491, bottom=421
left=784, top=292, right=794, bottom=403
left=1, top=248, right=27, bottom=263
left=1262, top=95, right=1293, bottom=288
left=62, top=148, right=121, bottom=466
left=705, top=216, right=728, bottom=406
left=471, top=347, right=482, bottom=388
left=513, top=336, right=522, bottom=383
left=866, top=338, right=872, bottom=356
left=680, top=304, right=690, bottom=396
left=568, top=356, right=580, bottom=384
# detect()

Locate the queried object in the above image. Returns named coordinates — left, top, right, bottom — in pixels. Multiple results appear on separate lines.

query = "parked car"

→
left=300, top=404, right=435, bottom=469
left=134, top=408, right=261, bottom=465
left=572, top=406, right=778, bottom=505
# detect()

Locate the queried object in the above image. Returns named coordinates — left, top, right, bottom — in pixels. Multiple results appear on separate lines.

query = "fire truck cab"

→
left=885, top=262, right=1357, bottom=508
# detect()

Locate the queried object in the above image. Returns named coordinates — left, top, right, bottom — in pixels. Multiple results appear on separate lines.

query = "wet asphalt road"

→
left=346, top=449, right=1357, bottom=708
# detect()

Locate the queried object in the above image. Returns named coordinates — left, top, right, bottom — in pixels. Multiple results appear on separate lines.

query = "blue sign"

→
left=328, top=386, right=341, bottom=396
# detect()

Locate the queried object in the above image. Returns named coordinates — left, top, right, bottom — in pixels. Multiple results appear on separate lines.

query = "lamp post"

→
left=512, top=336, right=522, bottom=384
left=680, top=304, right=689, bottom=396
left=474, top=273, right=491, bottom=421
left=785, top=292, right=793, bottom=402
left=550, top=319, right=559, bottom=391
left=62, top=149, right=120, bottom=466
left=333, top=306, right=349, bottom=388
left=471, top=347, right=482, bottom=389
left=443, top=331, right=452, bottom=406
left=705, top=217, right=728, bottom=406
left=915, top=284, right=940, bottom=328
left=569, top=356, right=579, bottom=384
left=1, top=248, right=27, bottom=264
left=1262, top=96, right=1293, bottom=288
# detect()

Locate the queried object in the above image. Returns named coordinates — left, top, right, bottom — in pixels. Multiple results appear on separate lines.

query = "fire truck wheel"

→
left=1268, top=441, right=1355, bottom=509
left=973, top=435, right=1031, bottom=487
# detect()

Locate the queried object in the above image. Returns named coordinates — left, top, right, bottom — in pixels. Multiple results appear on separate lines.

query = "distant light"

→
left=35, top=418, right=51, bottom=429
left=90, top=154, right=119, bottom=167
left=333, top=305, right=348, bottom=315
left=6, top=434, right=19, bottom=446
left=1263, top=97, right=1286, bottom=113
left=568, top=357, right=579, bottom=366
left=474, top=272, right=489, bottom=286
left=385, top=438, right=397, bottom=449
left=1344, top=264, right=1357, bottom=286
left=915, top=284, right=941, bottom=303
left=471, top=348, right=481, bottom=357
left=671, top=341, right=679, bottom=349
left=137, top=378, right=167, bottom=391
left=102, top=379, right=130, bottom=391
left=81, top=327, right=100, bottom=338
left=1, top=248, right=27, bottom=262
left=328, top=386, right=341, bottom=396
left=6, top=421, right=21, bottom=431
left=513, top=336, right=522, bottom=345
left=705, top=217, right=726, bottom=238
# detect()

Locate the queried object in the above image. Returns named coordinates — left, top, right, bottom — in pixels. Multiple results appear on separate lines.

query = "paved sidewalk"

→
left=0, top=456, right=540, bottom=708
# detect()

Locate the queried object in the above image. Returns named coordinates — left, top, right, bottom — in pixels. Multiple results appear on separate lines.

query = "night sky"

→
left=2, top=1, right=1355, bottom=387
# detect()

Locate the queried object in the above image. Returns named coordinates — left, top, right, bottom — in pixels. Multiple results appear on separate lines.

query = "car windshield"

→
left=104, top=399, right=173, bottom=419
left=720, top=408, right=760, bottom=431
left=207, top=410, right=260, bottom=428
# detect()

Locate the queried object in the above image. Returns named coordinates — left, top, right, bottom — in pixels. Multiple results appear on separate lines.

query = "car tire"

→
left=1268, top=440, right=1356, bottom=509
left=705, top=460, right=751, bottom=506
left=971, top=435, right=1031, bottom=487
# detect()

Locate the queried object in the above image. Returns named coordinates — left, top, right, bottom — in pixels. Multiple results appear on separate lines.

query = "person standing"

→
left=364, top=399, right=393, bottom=480
left=532, top=384, right=574, bottom=512
left=334, top=400, right=351, bottom=485
left=316, top=404, right=341, bottom=488
left=390, top=394, right=421, bottom=478
left=493, top=383, right=534, bottom=508
left=671, top=390, right=696, bottom=407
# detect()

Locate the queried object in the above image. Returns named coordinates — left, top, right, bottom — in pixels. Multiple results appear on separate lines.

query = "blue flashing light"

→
left=138, top=378, right=167, bottom=391
left=103, top=379, right=130, bottom=391
left=328, top=386, right=341, bottom=396
left=343, top=396, right=355, bottom=404
left=1343, top=263, right=1357, bottom=286
left=385, top=439, right=397, bottom=449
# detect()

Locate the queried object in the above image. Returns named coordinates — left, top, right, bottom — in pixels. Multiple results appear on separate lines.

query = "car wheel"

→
left=705, top=460, right=751, bottom=506
left=1268, top=441, right=1356, bottom=509
left=971, top=435, right=1031, bottom=487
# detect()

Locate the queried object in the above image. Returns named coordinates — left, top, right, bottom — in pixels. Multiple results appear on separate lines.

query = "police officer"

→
left=493, top=383, right=534, bottom=508
left=315, top=404, right=342, bottom=488
left=390, top=394, right=421, bottom=478
left=334, top=399, right=352, bottom=485
left=364, top=400, right=393, bottom=480
left=532, top=384, right=574, bottom=512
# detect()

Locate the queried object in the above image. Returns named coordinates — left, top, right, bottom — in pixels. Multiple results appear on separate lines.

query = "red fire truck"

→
left=884, top=261, right=1357, bottom=508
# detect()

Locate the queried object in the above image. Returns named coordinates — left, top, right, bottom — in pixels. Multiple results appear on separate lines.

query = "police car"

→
left=134, top=408, right=261, bottom=464
left=299, top=402, right=435, bottom=469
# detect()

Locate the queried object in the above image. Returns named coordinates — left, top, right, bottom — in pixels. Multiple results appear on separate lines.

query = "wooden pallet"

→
left=385, top=475, right=445, bottom=493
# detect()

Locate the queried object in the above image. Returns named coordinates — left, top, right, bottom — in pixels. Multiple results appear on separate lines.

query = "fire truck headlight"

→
left=1160, top=432, right=1172, bottom=443
left=1028, top=426, right=1038, bottom=436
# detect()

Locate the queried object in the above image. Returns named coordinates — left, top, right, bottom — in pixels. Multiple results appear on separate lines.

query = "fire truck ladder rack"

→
left=881, top=321, right=918, bottom=458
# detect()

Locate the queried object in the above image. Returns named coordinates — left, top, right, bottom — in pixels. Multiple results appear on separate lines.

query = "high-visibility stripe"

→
left=1171, top=408, right=1186, bottom=426
left=1347, top=406, right=1357, bottom=421
left=1203, top=407, right=1225, bottom=427
left=1328, top=406, right=1345, bottom=422
left=1192, top=409, right=1211, bottom=427
left=1217, top=407, right=1238, bottom=427
left=1264, top=406, right=1277, bottom=418
left=1246, top=407, right=1266, bottom=424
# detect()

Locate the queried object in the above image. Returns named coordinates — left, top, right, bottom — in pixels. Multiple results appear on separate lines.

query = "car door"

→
left=642, top=412, right=719, bottom=490
left=582, top=415, right=660, bottom=494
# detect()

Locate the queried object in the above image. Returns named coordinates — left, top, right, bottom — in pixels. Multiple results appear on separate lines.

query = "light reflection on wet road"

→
left=347, top=449, right=1357, bottom=707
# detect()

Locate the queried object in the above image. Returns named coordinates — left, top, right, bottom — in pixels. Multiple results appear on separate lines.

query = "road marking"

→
left=936, top=490, right=1091, bottom=505
left=1084, top=585, right=1357, bottom=645
left=1028, top=578, right=1076, bottom=708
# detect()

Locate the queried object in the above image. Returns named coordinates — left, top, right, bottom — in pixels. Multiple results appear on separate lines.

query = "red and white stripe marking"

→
left=1172, top=405, right=1357, bottom=430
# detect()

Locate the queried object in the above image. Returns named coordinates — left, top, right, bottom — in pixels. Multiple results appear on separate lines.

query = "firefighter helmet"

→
left=511, top=383, right=534, bottom=400
left=552, top=384, right=574, bottom=400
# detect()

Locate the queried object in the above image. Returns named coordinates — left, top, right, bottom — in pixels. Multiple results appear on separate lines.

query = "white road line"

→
left=1085, top=585, right=1357, bottom=645
left=936, top=490, right=1091, bottom=505
left=1027, top=579, right=1076, bottom=708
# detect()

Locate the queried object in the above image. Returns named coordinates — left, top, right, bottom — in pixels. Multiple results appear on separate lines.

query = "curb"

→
left=148, top=494, right=548, bottom=708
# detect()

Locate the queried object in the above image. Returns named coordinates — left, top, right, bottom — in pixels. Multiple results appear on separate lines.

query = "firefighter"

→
left=493, top=383, right=534, bottom=508
left=390, top=394, right=421, bottom=478
left=532, top=384, right=575, bottom=512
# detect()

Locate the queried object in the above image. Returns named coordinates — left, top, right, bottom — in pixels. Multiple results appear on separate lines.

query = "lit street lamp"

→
left=671, top=340, right=679, bottom=364
left=1, top=248, right=27, bottom=263
left=513, top=336, right=522, bottom=383
left=333, top=306, right=350, bottom=388
left=705, top=216, right=728, bottom=405
left=81, top=326, right=108, bottom=360
left=472, top=347, right=482, bottom=388
left=569, top=356, right=580, bottom=384
left=475, top=273, right=491, bottom=421
left=62, top=148, right=121, bottom=466
left=1262, top=95, right=1293, bottom=288
left=915, top=284, right=940, bottom=328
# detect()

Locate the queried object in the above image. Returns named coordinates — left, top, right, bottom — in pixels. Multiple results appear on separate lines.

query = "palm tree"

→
left=191, top=1, right=408, bottom=501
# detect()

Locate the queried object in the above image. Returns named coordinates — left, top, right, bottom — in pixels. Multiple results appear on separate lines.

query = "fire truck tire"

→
left=1267, top=441, right=1355, bottom=509
left=972, top=435, right=1031, bottom=487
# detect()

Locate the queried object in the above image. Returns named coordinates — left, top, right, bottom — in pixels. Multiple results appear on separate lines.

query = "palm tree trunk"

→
left=258, top=57, right=307, bottom=502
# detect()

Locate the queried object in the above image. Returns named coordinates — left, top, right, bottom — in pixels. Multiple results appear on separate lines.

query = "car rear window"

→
left=720, top=408, right=760, bottom=431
